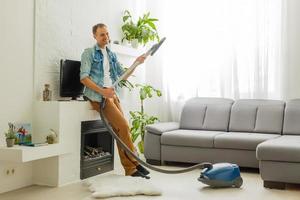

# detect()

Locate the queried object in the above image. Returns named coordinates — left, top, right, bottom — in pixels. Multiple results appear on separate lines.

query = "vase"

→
left=6, top=138, right=15, bottom=147
left=122, top=39, right=130, bottom=47
left=131, top=39, right=139, bottom=49
left=43, top=84, right=52, bottom=101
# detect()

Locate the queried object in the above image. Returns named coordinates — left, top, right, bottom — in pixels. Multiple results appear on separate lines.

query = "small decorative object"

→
left=46, top=129, right=58, bottom=144
left=4, top=123, right=17, bottom=147
left=43, top=84, right=52, bottom=101
left=14, top=123, right=32, bottom=144
left=121, top=10, right=160, bottom=48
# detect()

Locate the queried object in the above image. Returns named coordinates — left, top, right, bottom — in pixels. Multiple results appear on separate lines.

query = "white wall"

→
left=0, top=0, right=34, bottom=193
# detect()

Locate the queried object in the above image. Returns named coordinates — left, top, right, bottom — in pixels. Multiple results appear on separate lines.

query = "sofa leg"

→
left=264, top=181, right=286, bottom=189
left=146, top=159, right=161, bottom=166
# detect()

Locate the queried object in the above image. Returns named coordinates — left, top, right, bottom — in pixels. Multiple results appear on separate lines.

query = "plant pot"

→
left=131, top=39, right=139, bottom=49
left=122, top=39, right=130, bottom=47
left=46, top=135, right=55, bottom=144
left=6, top=138, right=15, bottom=147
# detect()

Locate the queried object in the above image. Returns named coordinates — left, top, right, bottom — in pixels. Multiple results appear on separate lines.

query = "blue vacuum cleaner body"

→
left=198, top=163, right=243, bottom=188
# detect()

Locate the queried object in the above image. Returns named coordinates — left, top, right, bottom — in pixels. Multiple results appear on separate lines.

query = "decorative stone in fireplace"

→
left=80, top=120, right=114, bottom=179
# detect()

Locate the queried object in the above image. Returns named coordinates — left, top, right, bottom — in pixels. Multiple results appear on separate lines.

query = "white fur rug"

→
left=82, top=174, right=162, bottom=199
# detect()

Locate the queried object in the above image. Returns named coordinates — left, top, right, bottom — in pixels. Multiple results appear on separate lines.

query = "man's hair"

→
left=92, top=23, right=107, bottom=34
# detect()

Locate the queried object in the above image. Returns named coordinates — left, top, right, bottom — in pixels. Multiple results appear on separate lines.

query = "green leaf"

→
left=131, top=131, right=139, bottom=143
left=147, top=21, right=156, bottom=30
left=123, top=16, right=130, bottom=22
left=140, top=88, right=147, bottom=100
left=129, top=111, right=136, bottom=118
left=145, top=12, right=150, bottom=19
left=148, top=18, right=158, bottom=21
left=156, top=90, right=162, bottom=97
left=133, top=120, right=140, bottom=130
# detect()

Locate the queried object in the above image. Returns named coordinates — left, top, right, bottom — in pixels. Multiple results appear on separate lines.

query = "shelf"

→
left=0, top=143, right=70, bottom=163
left=110, top=43, right=145, bottom=57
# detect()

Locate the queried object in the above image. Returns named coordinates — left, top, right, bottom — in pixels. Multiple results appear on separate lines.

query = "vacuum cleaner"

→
left=198, top=163, right=243, bottom=188
left=99, top=37, right=243, bottom=188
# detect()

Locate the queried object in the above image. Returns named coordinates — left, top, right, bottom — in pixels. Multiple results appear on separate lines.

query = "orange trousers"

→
left=88, top=96, right=138, bottom=175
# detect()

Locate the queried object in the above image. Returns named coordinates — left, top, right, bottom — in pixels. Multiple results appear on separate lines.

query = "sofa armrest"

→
left=145, top=122, right=179, bottom=135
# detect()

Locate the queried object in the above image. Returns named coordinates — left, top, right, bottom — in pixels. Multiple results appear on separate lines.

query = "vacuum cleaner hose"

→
left=99, top=102, right=213, bottom=174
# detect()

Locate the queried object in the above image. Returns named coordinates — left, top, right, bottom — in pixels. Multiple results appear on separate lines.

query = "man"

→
left=80, top=23, right=150, bottom=179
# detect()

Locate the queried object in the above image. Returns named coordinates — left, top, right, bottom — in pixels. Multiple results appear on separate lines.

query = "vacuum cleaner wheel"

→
left=233, top=177, right=243, bottom=188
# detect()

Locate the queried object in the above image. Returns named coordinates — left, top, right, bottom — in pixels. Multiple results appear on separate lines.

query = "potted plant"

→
left=4, top=123, right=16, bottom=147
left=129, top=84, right=162, bottom=153
left=121, top=10, right=160, bottom=48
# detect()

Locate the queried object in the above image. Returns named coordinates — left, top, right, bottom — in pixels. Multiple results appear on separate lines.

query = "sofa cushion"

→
left=257, top=135, right=300, bottom=162
left=229, top=104, right=257, bottom=132
left=180, top=103, right=206, bottom=130
left=202, top=105, right=231, bottom=131
left=229, top=99, right=285, bottom=134
left=161, top=129, right=225, bottom=148
left=145, top=122, right=180, bottom=135
left=283, top=99, right=300, bottom=135
left=214, top=132, right=280, bottom=150
left=254, top=105, right=285, bottom=134
left=179, top=97, right=233, bottom=131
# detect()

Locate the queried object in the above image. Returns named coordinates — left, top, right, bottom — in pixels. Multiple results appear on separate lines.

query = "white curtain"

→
left=147, top=0, right=284, bottom=121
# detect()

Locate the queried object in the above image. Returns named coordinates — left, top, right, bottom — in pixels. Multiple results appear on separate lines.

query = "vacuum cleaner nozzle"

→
left=150, top=37, right=166, bottom=56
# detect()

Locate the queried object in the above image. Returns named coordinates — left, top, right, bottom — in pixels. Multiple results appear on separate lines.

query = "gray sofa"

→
left=144, top=97, right=300, bottom=189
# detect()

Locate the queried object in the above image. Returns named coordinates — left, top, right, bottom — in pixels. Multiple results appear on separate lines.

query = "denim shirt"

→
left=80, top=44, right=125, bottom=102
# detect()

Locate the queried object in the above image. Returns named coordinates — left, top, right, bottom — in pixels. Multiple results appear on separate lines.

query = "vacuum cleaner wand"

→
left=112, top=37, right=166, bottom=88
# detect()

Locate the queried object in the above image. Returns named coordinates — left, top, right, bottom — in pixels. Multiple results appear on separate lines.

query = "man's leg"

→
left=110, top=97, right=150, bottom=176
left=89, top=99, right=138, bottom=175
left=112, top=97, right=140, bottom=161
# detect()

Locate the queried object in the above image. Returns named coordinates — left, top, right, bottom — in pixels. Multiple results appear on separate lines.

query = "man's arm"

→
left=121, top=54, right=147, bottom=81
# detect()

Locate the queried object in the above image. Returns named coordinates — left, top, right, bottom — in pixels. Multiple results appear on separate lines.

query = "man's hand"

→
left=135, top=54, right=146, bottom=64
left=101, top=87, right=115, bottom=98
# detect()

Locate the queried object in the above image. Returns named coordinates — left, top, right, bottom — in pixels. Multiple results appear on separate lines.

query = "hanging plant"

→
left=121, top=10, right=160, bottom=46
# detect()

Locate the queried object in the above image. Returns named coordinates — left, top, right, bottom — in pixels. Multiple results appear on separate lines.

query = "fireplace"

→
left=80, top=120, right=114, bottom=179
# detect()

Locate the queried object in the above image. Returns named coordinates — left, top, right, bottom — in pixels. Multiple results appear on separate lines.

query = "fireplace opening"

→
left=80, top=120, right=114, bottom=179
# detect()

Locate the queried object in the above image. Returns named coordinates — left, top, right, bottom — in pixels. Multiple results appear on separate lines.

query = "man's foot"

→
left=136, top=165, right=150, bottom=175
left=131, top=170, right=150, bottom=179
